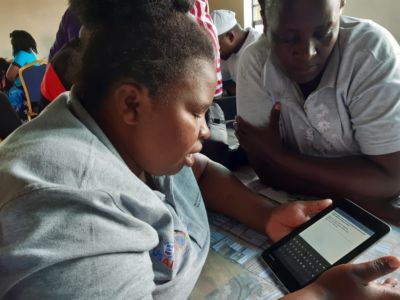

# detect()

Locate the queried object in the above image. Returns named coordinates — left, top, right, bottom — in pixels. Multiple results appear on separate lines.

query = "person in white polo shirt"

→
left=211, top=10, right=261, bottom=96
left=234, top=0, right=400, bottom=222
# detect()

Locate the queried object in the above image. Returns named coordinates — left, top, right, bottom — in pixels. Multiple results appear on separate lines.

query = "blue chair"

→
left=0, top=92, right=21, bottom=142
left=19, top=60, right=47, bottom=121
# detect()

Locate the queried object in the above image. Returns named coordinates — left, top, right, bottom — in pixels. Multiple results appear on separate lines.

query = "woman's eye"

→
left=193, top=114, right=201, bottom=119
left=276, top=34, right=296, bottom=43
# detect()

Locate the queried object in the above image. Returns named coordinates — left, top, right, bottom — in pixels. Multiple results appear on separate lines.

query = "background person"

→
left=0, top=1, right=399, bottom=299
left=46, top=1, right=224, bottom=99
left=39, top=26, right=90, bottom=112
left=47, top=7, right=81, bottom=63
left=6, top=30, right=38, bottom=123
left=210, top=9, right=261, bottom=96
left=235, top=0, right=400, bottom=222
left=0, top=58, right=13, bottom=93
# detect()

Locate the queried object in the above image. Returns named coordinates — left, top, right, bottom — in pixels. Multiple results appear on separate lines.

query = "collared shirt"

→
left=237, top=16, right=400, bottom=157
left=0, top=89, right=210, bottom=300
left=221, top=27, right=262, bottom=82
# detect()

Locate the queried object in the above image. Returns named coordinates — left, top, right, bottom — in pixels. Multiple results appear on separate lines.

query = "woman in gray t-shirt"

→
left=0, top=0, right=399, bottom=299
left=235, top=0, right=400, bottom=222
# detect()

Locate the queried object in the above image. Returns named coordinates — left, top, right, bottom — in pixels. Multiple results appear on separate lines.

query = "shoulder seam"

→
left=0, top=186, right=122, bottom=212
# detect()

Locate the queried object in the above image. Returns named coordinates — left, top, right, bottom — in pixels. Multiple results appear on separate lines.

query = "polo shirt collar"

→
left=235, top=28, right=253, bottom=58
left=318, top=42, right=340, bottom=90
left=262, top=49, right=290, bottom=93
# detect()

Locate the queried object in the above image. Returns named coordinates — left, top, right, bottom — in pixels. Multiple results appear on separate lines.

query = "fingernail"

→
left=388, top=257, right=400, bottom=268
left=275, top=103, right=282, bottom=110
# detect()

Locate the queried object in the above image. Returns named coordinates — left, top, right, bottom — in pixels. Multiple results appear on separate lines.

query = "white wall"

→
left=1, top=0, right=398, bottom=60
left=209, top=0, right=245, bottom=27
left=0, top=0, right=68, bottom=60
left=344, top=0, right=400, bottom=42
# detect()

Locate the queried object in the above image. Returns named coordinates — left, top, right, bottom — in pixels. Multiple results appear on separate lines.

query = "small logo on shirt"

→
left=164, top=242, right=175, bottom=257
left=174, top=231, right=189, bottom=252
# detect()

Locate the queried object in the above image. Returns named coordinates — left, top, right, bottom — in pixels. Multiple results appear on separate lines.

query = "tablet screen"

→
left=273, top=207, right=375, bottom=286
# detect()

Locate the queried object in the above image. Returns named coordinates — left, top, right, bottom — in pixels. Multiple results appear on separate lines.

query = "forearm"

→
left=249, top=155, right=334, bottom=197
left=249, top=154, right=400, bottom=221
left=266, top=151, right=400, bottom=200
left=279, top=284, right=328, bottom=300
left=197, top=157, right=274, bottom=233
left=226, top=82, right=236, bottom=96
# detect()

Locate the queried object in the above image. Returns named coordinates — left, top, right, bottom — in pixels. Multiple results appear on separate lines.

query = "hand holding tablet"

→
left=263, top=199, right=393, bottom=293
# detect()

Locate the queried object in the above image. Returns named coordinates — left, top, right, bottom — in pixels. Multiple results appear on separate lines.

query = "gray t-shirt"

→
left=0, top=90, right=210, bottom=300
left=237, top=16, right=400, bottom=157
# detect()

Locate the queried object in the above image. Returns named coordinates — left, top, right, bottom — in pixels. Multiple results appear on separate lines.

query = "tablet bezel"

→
left=261, top=198, right=391, bottom=293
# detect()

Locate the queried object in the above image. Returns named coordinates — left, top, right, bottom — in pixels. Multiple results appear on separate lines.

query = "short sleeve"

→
left=11, top=51, right=26, bottom=68
left=0, top=189, right=158, bottom=300
left=236, top=42, right=273, bottom=127
left=349, top=55, right=400, bottom=155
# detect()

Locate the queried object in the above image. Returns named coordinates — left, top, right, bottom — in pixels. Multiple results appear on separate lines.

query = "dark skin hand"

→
left=192, top=154, right=400, bottom=300
left=234, top=103, right=400, bottom=222
left=283, top=256, right=400, bottom=300
left=225, top=81, right=236, bottom=96
left=192, top=153, right=333, bottom=242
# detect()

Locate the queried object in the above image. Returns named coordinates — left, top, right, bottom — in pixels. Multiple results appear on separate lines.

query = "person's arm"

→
left=235, top=104, right=400, bottom=221
left=192, top=154, right=400, bottom=300
left=6, top=64, right=19, bottom=82
left=192, top=153, right=332, bottom=242
left=226, top=81, right=236, bottom=96
left=280, top=256, right=400, bottom=300
left=235, top=54, right=400, bottom=221
left=48, top=7, right=81, bottom=62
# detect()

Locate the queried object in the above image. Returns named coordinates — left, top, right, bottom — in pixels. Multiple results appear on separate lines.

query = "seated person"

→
left=48, top=7, right=82, bottom=62
left=235, top=0, right=400, bottom=222
left=210, top=10, right=261, bottom=96
left=1, top=1, right=399, bottom=299
left=39, top=26, right=90, bottom=112
left=6, top=30, right=38, bottom=123
left=48, top=3, right=224, bottom=99
left=0, top=58, right=13, bottom=93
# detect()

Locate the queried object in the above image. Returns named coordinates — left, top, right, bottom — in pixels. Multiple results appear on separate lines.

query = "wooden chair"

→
left=19, top=60, right=47, bottom=121
left=0, top=92, right=21, bottom=141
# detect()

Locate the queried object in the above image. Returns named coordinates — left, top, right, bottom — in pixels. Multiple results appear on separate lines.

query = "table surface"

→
left=189, top=167, right=400, bottom=300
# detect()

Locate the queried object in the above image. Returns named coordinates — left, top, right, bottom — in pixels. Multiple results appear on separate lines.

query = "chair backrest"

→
left=0, top=92, right=21, bottom=140
left=19, top=60, right=47, bottom=118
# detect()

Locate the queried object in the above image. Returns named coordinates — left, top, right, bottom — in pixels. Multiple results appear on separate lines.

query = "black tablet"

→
left=261, top=199, right=391, bottom=293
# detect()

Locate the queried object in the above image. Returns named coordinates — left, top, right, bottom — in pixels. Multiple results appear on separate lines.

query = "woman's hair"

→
left=69, top=0, right=215, bottom=112
left=9, top=30, right=38, bottom=56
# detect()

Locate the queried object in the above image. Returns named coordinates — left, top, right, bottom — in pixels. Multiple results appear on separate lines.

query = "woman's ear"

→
left=113, top=83, right=148, bottom=126
left=227, top=31, right=235, bottom=43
